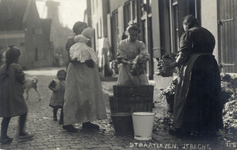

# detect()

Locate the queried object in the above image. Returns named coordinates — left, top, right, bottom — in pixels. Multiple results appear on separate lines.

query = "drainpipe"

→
left=151, top=0, right=161, bottom=58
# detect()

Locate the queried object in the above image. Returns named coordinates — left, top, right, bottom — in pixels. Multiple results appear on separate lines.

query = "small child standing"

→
left=0, top=46, right=34, bottom=145
left=48, top=69, right=66, bottom=123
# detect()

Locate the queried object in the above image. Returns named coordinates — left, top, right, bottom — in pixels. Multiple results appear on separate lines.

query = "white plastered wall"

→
left=201, top=0, right=219, bottom=62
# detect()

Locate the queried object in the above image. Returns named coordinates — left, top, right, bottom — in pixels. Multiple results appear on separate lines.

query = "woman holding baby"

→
left=116, top=24, right=150, bottom=85
left=63, top=22, right=107, bottom=132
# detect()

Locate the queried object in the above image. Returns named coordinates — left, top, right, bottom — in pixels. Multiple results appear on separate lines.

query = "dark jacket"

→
left=0, top=63, right=28, bottom=117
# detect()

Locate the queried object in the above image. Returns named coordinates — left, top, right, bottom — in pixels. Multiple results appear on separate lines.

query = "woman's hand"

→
left=169, top=62, right=178, bottom=69
left=166, top=62, right=177, bottom=69
left=85, top=59, right=94, bottom=68
left=121, top=59, right=133, bottom=65
left=161, top=62, right=177, bottom=72
left=123, top=60, right=135, bottom=70
left=127, top=61, right=134, bottom=66
left=120, top=59, right=128, bottom=64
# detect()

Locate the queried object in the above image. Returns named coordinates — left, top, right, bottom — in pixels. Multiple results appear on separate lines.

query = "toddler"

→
left=69, top=27, right=98, bottom=65
left=48, top=69, right=66, bottom=123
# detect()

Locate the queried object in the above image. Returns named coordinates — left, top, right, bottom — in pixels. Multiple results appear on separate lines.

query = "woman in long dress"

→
left=63, top=27, right=107, bottom=132
left=164, top=15, right=223, bottom=137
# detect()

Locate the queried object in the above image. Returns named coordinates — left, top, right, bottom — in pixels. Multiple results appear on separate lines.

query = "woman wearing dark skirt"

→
left=164, top=15, right=223, bottom=137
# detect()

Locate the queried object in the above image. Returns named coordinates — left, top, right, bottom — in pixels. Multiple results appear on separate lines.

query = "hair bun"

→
left=126, top=24, right=141, bottom=34
left=72, top=21, right=88, bottom=34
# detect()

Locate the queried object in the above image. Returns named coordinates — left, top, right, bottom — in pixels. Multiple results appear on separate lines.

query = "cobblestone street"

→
left=0, top=68, right=236, bottom=150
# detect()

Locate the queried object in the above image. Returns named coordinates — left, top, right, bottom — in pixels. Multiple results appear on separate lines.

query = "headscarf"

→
left=72, top=21, right=88, bottom=35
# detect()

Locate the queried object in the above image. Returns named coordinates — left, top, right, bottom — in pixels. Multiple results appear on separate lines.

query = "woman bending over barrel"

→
left=116, top=24, right=150, bottom=85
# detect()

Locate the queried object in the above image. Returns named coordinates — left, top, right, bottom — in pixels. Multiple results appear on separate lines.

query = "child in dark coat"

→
left=48, top=69, right=66, bottom=124
left=0, top=46, right=34, bottom=145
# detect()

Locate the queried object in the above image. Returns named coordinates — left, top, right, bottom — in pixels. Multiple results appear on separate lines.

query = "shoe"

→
left=82, top=122, right=99, bottom=130
left=63, top=125, right=78, bottom=133
left=19, top=132, right=34, bottom=139
left=0, top=136, right=13, bottom=145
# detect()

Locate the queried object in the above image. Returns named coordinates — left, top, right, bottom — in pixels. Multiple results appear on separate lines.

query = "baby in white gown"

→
left=69, top=27, right=98, bottom=64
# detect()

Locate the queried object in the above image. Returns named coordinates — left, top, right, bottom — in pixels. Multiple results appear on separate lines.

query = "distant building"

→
left=45, top=0, right=74, bottom=67
left=0, top=0, right=53, bottom=69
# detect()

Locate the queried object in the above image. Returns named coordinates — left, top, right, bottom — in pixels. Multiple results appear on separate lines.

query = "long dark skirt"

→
left=173, top=54, right=223, bottom=134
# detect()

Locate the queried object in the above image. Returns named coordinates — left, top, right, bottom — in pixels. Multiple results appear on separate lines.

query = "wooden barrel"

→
left=110, top=85, right=154, bottom=113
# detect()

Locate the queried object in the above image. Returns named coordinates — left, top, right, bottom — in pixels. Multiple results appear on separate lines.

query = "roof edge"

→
left=22, top=0, right=32, bottom=24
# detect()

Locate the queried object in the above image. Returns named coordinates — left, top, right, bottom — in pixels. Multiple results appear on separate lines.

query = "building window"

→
left=100, top=18, right=102, bottom=38
left=124, top=2, right=131, bottom=26
left=111, top=10, right=119, bottom=60
left=35, top=47, right=38, bottom=61
left=132, top=0, right=137, bottom=22
left=96, top=23, right=99, bottom=38
left=148, top=0, right=152, bottom=15
left=33, top=27, right=42, bottom=35
left=169, top=0, right=179, bottom=53
left=141, top=1, right=147, bottom=17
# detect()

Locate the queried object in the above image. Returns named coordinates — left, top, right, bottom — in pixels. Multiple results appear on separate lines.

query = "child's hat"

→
left=81, top=27, right=94, bottom=39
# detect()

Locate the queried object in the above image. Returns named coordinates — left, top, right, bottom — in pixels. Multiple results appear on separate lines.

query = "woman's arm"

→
left=116, top=41, right=134, bottom=66
left=176, top=30, right=193, bottom=64
left=166, top=31, right=193, bottom=70
left=119, top=58, right=129, bottom=64
left=85, top=59, right=94, bottom=68
left=138, top=41, right=150, bottom=60
left=117, top=40, right=128, bottom=62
